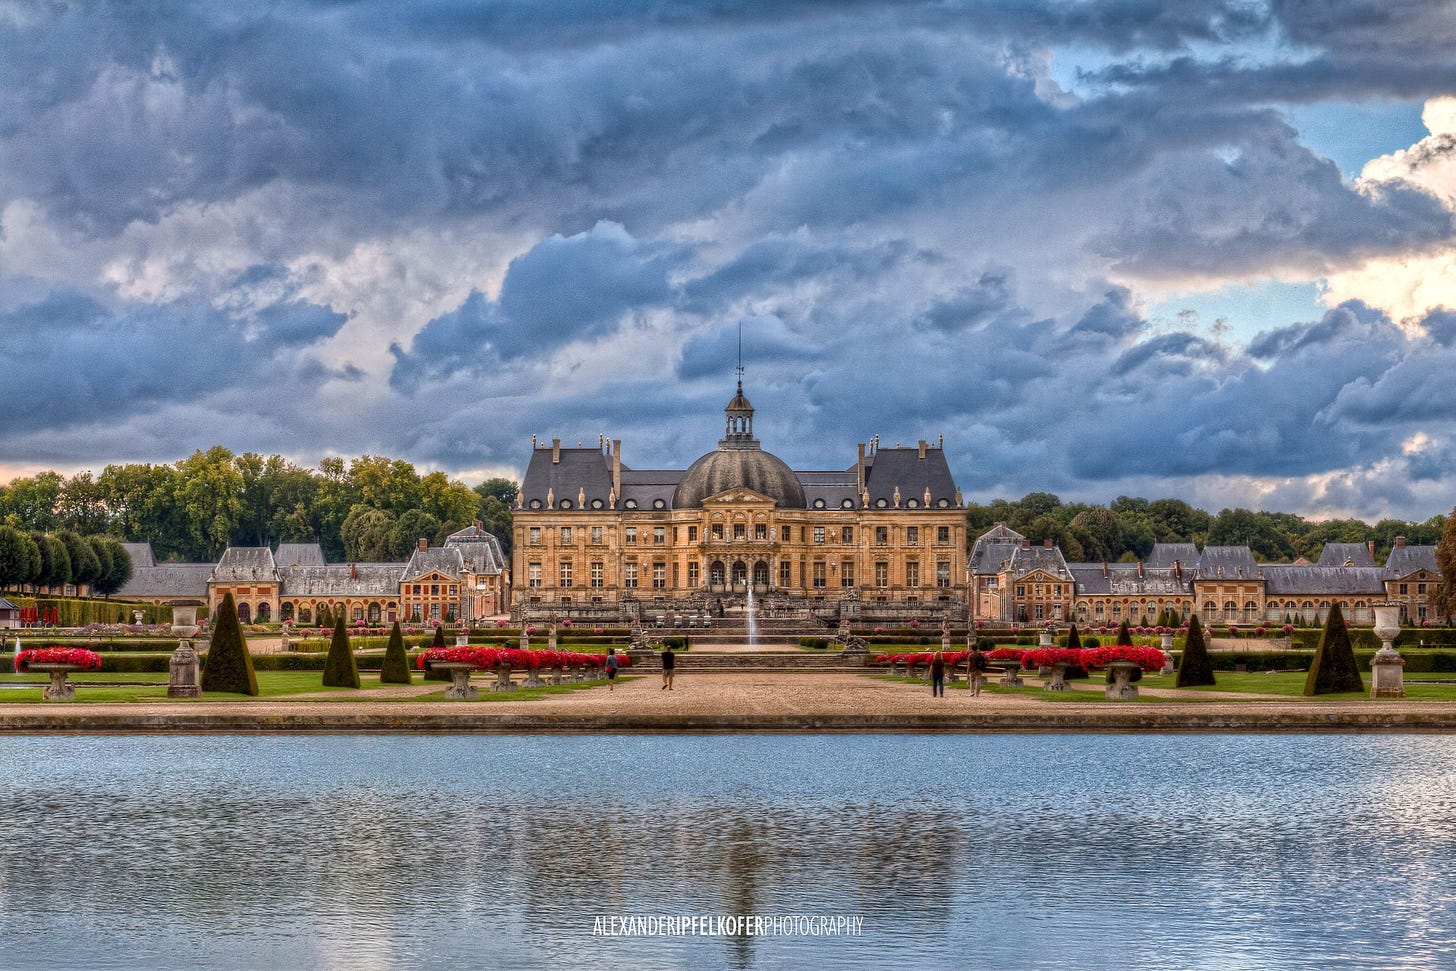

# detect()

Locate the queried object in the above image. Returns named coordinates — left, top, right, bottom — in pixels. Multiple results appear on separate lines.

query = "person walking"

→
left=605, top=647, right=620, bottom=691
left=660, top=643, right=676, bottom=690
left=930, top=650, right=946, bottom=698
left=967, top=646, right=986, bottom=697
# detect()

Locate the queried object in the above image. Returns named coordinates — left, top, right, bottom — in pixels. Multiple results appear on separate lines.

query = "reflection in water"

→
left=1, top=735, right=1456, bottom=969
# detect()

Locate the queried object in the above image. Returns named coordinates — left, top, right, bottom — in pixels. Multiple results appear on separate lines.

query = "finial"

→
left=736, top=319, right=744, bottom=392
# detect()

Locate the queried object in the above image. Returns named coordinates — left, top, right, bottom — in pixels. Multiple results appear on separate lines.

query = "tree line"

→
left=0, top=447, right=519, bottom=565
left=0, top=526, right=133, bottom=595
left=965, top=492, right=1447, bottom=564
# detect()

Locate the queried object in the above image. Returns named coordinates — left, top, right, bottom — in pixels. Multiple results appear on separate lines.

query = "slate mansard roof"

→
left=1316, top=543, right=1377, bottom=568
left=211, top=547, right=279, bottom=582
left=1385, top=544, right=1440, bottom=579
left=1262, top=566, right=1387, bottom=597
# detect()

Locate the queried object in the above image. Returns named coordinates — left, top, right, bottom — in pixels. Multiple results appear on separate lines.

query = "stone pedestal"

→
left=32, top=664, right=78, bottom=702
left=519, top=631, right=530, bottom=652
left=456, top=630, right=470, bottom=648
left=432, top=662, right=477, bottom=700
left=167, top=603, right=205, bottom=699
left=1370, top=603, right=1406, bottom=699
left=1105, top=660, right=1140, bottom=701
left=524, top=664, right=545, bottom=688
left=1159, top=633, right=1175, bottom=675
left=550, top=668, right=564, bottom=686
left=1045, top=663, right=1070, bottom=691
left=493, top=666, right=517, bottom=692
left=998, top=660, right=1024, bottom=688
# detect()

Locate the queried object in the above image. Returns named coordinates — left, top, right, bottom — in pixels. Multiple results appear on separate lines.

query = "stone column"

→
left=1370, top=602, right=1406, bottom=699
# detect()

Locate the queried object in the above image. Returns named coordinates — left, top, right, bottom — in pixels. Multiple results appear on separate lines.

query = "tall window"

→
left=734, top=523, right=746, bottom=540
left=755, top=523, right=768, bottom=540
left=653, top=527, right=665, bottom=544
left=688, top=562, right=700, bottom=586
left=813, top=527, right=826, bottom=544
left=528, top=563, right=542, bottom=588
left=936, top=561, right=951, bottom=588
left=841, top=559, right=855, bottom=587
left=906, top=526, right=919, bottom=545
left=712, top=524, right=724, bottom=540
left=624, top=563, right=638, bottom=588
left=591, top=526, right=603, bottom=544
left=625, top=526, right=637, bottom=544
left=875, top=561, right=889, bottom=587
left=780, top=561, right=791, bottom=587
left=559, top=561, right=573, bottom=587
left=906, top=561, right=919, bottom=588
left=529, top=527, right=541, bottom=545
left=875, top=526, right=888, bottom=545
left=841, top=526, right=854, bottom=544
left=937, top=526, right=951, bottom=544
left=812, top=562, right=826, bottom=588
left=653, top=562, right=667, bottom=588
left=689, top=526, right=699, bottom=542
left=560, top=527, right=572, bottom=544
left=590, top=561, right=604, bottom=588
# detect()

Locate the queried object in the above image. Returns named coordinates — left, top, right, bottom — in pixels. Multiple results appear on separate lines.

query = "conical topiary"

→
left=317, top=604, right=334, bottom=630
left=1176, top=614, right=1216, bottom=687
left=1303, top=602, right=1364, bottom=695
left=200, top=592, right=259, bottom=695
left=424, top=623, right=450, bottom=680
left=1115, top=619, right=1133, bottom=646
left=380, top=620, right=412, bottom=684
left=1064, top=623, right=1089, bottom=679
left=322, top=620, right=361, bottom=688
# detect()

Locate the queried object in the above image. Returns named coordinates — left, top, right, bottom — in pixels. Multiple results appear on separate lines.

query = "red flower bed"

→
left=1019, top=647, right=1085, bottom=668
left=415, top=647, right=501, bottom=671
left=14, top=647, right=104, bottom=673
left=1081, top=645, right=1167, bottom=672
left=986, top=647, right=1026, bottom=661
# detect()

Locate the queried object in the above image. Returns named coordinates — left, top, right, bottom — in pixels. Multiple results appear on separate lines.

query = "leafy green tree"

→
left=0, top=526, right=40, bottom=590
left=201, top=592, right=259, bottom=695
left=93, top=537, right=133, bottom=597
left=1069, top=508, right=1122, bottom=563
left=57, top=531, right=101, bottom=588
left=56, top=472, right=112, bottom=534
left=174, top=447, right=245, bottom=560
left=1115, top=620, right=1133, bottom=646
left=1435, top=508, right=1456, bottom=623
left=1206, top=508, right=1295, bottom=561
left=87, top=536, right=115, bottom=594
left=0, top=472, right=63, bottom=533
left=388, top=509, right=442, bottom=559
left=1147, top=498, right=1211, bottom=544
left=380, top=621, right=412, bottom=684
left=322, top=620, right=361, bottom=688
left=1176, top=615, right=1216, bottom=687
left=30, top=532, right=70, bottom=589
left=341, top=506, right=397, bottom=561
left=1303, top=603, right=1364, bottom=695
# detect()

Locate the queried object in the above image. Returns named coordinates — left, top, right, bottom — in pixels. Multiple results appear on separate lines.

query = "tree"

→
left=380, top=621, right=412, bottom=684
left=1206, top=508, right=1295, bottom=561
left=1435, top=508, right=1456, bottom=623
left=0, top=526, right=40, bottom=590
left=1063, top=622, right=1088, bottom=679
left=387, top=509, right=442, bottom=559
left=424, top=624, right=450, bottom=681
left=56, top=472, right=111, bottom=534
left=87, top=536, right=116, bottom=595
left=341, top=506, right=397, bottom=562
left=317, top=603, right=335, bottom=630
left=173, top=447, right=245, bottom=560
left=1176, top=615, right=1216, bottom=687
left=201, top=593, right=259, bottom=695
left=1068, top=508, right=1122, bottom=563
left=322, top=620, right=361, bottom=688
left=57, top=531, right=101, bottom=589
left=31, top=532, right=70, bottom=589
left=1114, top=620, right=1133, bottom=647
left=1147, top=498, right=1211, bottom=544
left=1303, top=602, right=1364, bottom=695
left=93, top=538, right=134, bottom=597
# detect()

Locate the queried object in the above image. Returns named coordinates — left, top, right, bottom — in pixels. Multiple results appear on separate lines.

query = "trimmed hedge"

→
left=379, top=621, right=412, bottom=685
left=0, top=594, right=174, bottom=626
left=322, top=624, right=361, bottom=688
left=1305, top=603, right=1364, bottom=695
left=200, top=593, right=258, bottom=695
left=1176, top=615, right=1216, bottom=687
left=799, top=637, right=831, bottom=649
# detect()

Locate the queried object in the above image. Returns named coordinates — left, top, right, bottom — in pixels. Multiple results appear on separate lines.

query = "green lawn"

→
left=871, top=671, right=1456, bottom=703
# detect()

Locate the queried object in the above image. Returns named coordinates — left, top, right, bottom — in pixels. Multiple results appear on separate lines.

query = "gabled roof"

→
left=1195, top=546, right=1260, bottom=580
left=280, top=564, right=404, bottom=597
left=117, top=564, right=214, bottom=599
left=274, top=543, right=326, bottom=567
left=861, top=447, right=959, bottom=509
left=1263, top=565, right=1387, bottom=597
left=520, top=447, right=615, bottom=510
left=211, top=547, right=278, bottom=582
left=1146, top=543, right=1199, bottom=569
left=445, top=526, right=508, bottom=575
left=403, top=546, right=465, bottom=583
left=0, top=598, right=20, bottom=610
left=1384, top=545, right=1440, bottom=579
left=1007, top=544, right=1071, bottom=580
left=120, top=542, right=155, bottom=569
left=1316, top=543, right=1376, bottom=568
left=969, top=524, right=1026, bottom=577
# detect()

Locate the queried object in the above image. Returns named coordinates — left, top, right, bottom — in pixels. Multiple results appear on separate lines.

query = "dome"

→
left=673, top=448, right=806, bottom=509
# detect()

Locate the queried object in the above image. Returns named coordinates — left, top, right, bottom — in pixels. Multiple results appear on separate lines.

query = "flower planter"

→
left=1105, top=660, right=1140, bottom=701
left=998, top=660, right=1024, bottom=688
left=1044, top=663, right=1070, bottom=691
left=430, top=661, right=477, bottom=700
left=30, top=664, right=79, bottom=702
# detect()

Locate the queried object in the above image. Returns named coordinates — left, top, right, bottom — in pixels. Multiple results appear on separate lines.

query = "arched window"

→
left=1112, top=603, right=1123, bottom=619
left=257, top=602, right=271, bottom=622
left=281, top=602, right=295, bottom=622
left=368, top=603, right=382, bottom=623
left=709, top=561, right=725, bottom=586
left=731, top=561, right=747, bottom=587
left=237, top=602, right=252, bottom=623
left=1244, top=601, right=1258, bottom=622
left=1094, top=603, right=1104, bottom=621
left=753, top=561, right=769, bottom=587
left=1204, top=600, right=1217, bottom=619
left=298, top=606, right=312, bottom=624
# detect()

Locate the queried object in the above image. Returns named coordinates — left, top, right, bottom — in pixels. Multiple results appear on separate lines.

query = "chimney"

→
left=857, top=443, right=866, bottom=494
left=1396, top=536, right=1407, bottom=548
left=1020, top=538, right=1031, bottom=550
left=350, top=563, right=357, bottom=579
left=1101, top=562, right=1108, bottom=577
left=418, top=538, right=428, bottom=553
left=1368, top=540, right=1376, bottom=559
left=1174, top=560, right=1183, bottom=582
left=1043, top=538, right=1052, bottom=549
left=918, top=439, right=927, bottom=459
left=612, top=439, right=622, bottom=498
left=475, top=519, right=483, bottom=530
left=551, top=438, right=561, bottom=464
left=1137, top=561, right=1144, bottom=579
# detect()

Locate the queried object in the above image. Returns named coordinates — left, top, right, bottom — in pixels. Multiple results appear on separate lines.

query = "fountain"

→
left=746, top=586, right=758, bottom=649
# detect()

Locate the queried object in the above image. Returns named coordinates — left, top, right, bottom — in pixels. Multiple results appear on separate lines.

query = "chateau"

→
left=511, top=380, right=968, bottom=621
left=970, top=525, right=1444, bottom=628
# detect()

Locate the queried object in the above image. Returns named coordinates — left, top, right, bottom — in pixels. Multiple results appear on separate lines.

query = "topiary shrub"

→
left=322, top=622, right=361, bottom=689
left=1303, top=602, right=1364, bottom=695
left=1063, top=623, right=1089, bottom=679
left=200, top=592, right=259, bottom=695
left=379, top=620, right=412, bottom=685
left=1115, top=620, right=1133, bottom=647
left=1176, top=614, right=1216, bottom=687
left=424, top=624, right=450, bottom=681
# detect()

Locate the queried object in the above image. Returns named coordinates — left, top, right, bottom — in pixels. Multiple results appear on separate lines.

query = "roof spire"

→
left=736, top=319, right=744, bottom=395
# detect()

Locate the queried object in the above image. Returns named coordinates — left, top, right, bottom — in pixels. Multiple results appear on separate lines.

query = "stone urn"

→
left=430, top=661, right=478, bottom=700
left=1370, top=603, right=1406, bottom=699
left=456, top=629, right=470, bottom=647
left=167, top=600, right=205, bottom=699
left=492, top=663, right=517, bottom=692
left=1159, top=633, right=1175, bottom=675
left=31, top=664, right=80, bottom=702
left=998, top=659, right=1024, bottom=688
left=1044, top=663, right=1070, bottom=691
left=1105, top=659, right=1141, bottom=701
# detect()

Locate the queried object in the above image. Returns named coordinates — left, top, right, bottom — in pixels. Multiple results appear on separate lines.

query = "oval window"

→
left=841, top=499, right=854, bottom=509
left=653, top=498, right=666, bottom=509
left=591, top=499, right=603, bottom=509
left=813, top=498, right=826, bottom=508
left=559, top=499, right=572, bottom=509
left=529, top=499, right=542, bottom=509
left=624, top=499, right=638, bottom=509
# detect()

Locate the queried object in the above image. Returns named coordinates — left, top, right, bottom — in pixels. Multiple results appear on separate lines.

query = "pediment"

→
left=701, top=488, right=776, bottom=506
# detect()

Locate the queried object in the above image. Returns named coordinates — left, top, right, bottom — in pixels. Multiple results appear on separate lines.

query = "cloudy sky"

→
left=3, top=1, right=1456, bottom=520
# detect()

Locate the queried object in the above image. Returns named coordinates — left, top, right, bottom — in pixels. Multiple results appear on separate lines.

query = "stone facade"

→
left=511, top=383, right=967, bottom=621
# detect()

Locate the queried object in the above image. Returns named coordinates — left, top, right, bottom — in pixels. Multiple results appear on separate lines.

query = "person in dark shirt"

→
left=930, top=650, right=946, bottom=698
left=660, top=644, right=676, bottom=690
